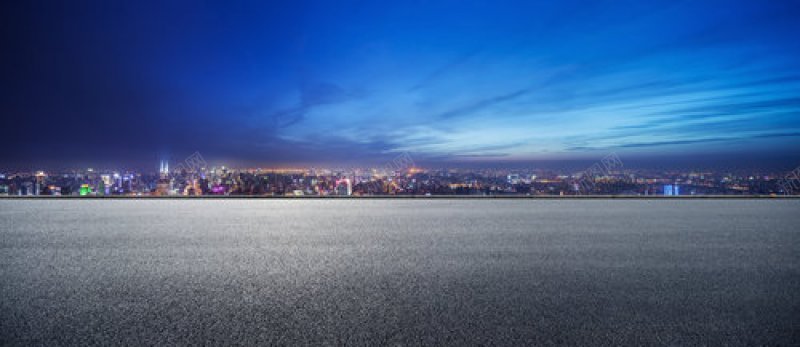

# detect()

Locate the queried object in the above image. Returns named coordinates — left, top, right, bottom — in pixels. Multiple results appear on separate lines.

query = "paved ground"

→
left=1, top=200, right=798, bottom=345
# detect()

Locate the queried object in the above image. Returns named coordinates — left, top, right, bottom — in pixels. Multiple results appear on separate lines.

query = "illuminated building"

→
left=156, top=160, right=171, bottom=196
left=79, top=184, right=92, bottom=196
left=122, top=174, right=132, bottom=192
left=35, top=171, right=46, bottom=195
left=48, top=186, right=61, bottom=196
left=335, top=178, right=352, bottom=196
left=183, top=179, right=203, bottom=196
left=663, top=184, right=680, bottom=196
left=211, top=185, right=226, bottom=195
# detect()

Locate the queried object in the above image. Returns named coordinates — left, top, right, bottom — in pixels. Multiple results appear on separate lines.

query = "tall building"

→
left=156, top=160, right=171, bottom=196
left=159, top=160, right=169, bottom=178
left=335, top=178, right=352, bottom=196
left=35, top=171, right=46, bottom=195
left=663, top=184, right=680, bottom=196
left=21, top=181, right=34, bottom=196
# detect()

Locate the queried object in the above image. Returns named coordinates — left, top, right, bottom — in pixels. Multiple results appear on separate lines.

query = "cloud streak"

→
left=437, top=88, right=533, bottom=119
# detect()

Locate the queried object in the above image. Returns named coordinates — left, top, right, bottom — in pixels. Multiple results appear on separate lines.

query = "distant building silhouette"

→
left=663, top=184, right=680, bottom=196
left=156, top=160, right=171, bottom=196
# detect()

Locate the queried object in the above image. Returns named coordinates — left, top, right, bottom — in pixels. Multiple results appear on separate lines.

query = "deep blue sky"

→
left=2, top=0, right=799, bottom=169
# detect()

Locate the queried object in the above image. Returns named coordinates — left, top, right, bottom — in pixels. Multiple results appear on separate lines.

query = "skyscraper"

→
left=156, top=160, right=171, bottom=196
left=335, top=178, right=352, bottom=196
left=663, top=184, right=680, bottom=196
left=34, top=171, right=46, bottom=195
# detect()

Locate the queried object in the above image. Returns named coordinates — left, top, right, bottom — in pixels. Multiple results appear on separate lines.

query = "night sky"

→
left=2, top=0, right=799, bottom=170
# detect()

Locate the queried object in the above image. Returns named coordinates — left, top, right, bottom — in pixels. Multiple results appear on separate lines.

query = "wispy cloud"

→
left=407, top=49, right=481, bottom=92
left=268, top=82, right=359, bottom=129
left=437, top=88, right=533, bottom=119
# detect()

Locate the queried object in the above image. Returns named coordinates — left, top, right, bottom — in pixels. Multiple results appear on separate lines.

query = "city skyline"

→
left=2, top=1, right=800, bottom=169
left=2, top=153, right=798, bottom=196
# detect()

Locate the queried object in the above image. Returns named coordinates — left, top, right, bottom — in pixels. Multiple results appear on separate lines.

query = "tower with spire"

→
left=159, top=160, right=169, bottom=179
left=156, top=160, right=171, bottom=195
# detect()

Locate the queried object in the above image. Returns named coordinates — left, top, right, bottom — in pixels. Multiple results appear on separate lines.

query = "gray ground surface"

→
left=1, top=200, right=798, bottom=346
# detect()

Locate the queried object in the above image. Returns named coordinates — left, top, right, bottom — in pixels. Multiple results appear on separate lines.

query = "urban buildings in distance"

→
left=0, top=161, right=797, bottom=196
